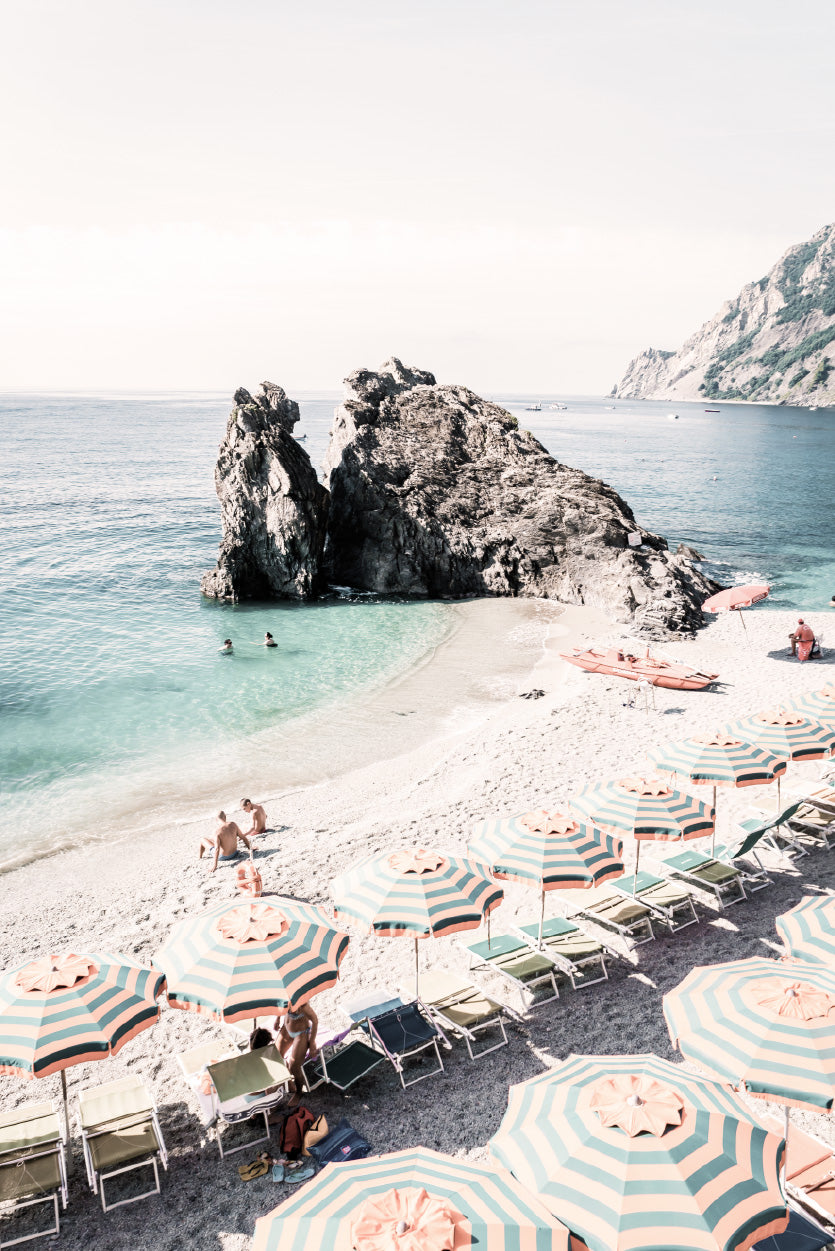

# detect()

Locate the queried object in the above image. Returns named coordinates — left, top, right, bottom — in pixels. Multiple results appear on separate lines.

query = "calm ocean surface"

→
left=2, top=390, right=834, bottom=867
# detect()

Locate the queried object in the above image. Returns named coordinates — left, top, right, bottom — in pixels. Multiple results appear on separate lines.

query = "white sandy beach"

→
left=2, top=600, right=835, bottom=1250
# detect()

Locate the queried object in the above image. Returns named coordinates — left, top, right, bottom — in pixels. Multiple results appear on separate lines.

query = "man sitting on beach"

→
left=789, top=618, right=815, bottom=657
left=198, top=811, right=252, bottom=872
left=241, top=798, right=268, bottom=838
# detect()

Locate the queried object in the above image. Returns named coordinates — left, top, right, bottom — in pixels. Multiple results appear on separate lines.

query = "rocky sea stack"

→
left=613, top=221, right=835, bottom=407
left=200, top=382, right=328, bottom=601
left=203, top=360, right=717, bottom=631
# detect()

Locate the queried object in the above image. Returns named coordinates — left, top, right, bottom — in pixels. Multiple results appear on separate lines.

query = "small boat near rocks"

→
left=560, top=647, right=719, bottom=690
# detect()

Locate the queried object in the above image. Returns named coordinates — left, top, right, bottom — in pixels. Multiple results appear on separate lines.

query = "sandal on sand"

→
left=285, top=1161, right=315, bottom=1184
left=238, top=1158, right=270, bottom=1182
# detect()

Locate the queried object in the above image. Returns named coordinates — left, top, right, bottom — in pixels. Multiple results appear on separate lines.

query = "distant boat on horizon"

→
left=705, top=407, right=720, bottom=413
left=525, top=403, right=542, bottom=411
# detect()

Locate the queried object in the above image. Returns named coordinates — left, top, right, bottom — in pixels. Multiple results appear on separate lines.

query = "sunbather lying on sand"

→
left=274, top=1003, right=318, bottom=1104
left=198, top=811, right=252, bottom=872
left=241, top=798, right=268, bottom=838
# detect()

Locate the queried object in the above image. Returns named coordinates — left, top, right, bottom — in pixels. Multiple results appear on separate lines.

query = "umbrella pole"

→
left=738, top=607, right=748, bottom=635
left=414, top=936, right=420, bottom=1000
left=60, top=1069, right=71, bottom=1170
left=777, top=773, right=781, bottom=814
left=539, top=887, right=546, bottom=945
left=711, top=785, right=717, bottom=857
left=633, top=842, right=641, bottom=895
left=784, top=1104, right=790, bottom=1183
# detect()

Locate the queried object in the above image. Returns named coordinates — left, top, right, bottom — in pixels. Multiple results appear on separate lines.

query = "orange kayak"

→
left=560, top=647, right=719, bottom=690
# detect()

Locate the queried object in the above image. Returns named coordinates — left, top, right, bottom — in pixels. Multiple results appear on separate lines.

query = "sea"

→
left=2, top=391, right=834, bottom=870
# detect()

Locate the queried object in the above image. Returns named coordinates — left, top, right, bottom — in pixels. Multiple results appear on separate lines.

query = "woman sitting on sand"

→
left=274, top=1002, right=318, bottom=1103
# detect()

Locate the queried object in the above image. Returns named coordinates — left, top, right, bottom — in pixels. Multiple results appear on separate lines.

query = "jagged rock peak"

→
left=612, top=222, right=835, bottom=407
left=200, top=381, right=328, bottom=603
left=324, top=359, right=716, bottom=632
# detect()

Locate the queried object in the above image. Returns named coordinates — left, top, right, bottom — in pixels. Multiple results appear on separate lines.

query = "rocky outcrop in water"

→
left=322, top=358, right=716, bottom=631
left=200, top=382, right=328, bottom=601
left=612, top=222, right=835, bottom=406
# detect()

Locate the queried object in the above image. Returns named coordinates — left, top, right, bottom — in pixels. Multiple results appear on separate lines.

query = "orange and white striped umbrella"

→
left=663, top=957, right=835, bottom=1111
left=489, top=1053, right=788, bottom=1251
left=153, top=897, right=349, bottom=1023
left=253, top=1146, right=569, bottom=1250
left=775, top=895, right=835, bottom=967
left=0, top=951, right=163, bottom=1079
left=331, top=848, right=502, bottom=996
left=790, top=685, right=835, bottom=726
left=726, top=710, right=835, bottom=764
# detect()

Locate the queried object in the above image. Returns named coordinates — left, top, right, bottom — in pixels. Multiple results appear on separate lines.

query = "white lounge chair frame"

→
left=0, top=1103, right=67, bottom=1249
left=78, top=1078, right=168, bottom=1213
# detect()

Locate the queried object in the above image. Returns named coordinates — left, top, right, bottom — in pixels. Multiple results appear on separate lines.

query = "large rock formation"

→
left=612, top=222, right=835, bottom=406
left=201, top=382, right=328, bottom=601
left=322, top=358, right=716, bottom=631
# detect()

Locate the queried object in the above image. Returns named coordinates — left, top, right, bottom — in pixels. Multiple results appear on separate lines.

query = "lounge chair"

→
left=460, top=933, right=562, bottom=1009
left=734, top=801, right=810, bottom=860
left=177, top=1038, right=238, bottom=1128
left=302, top=1025, right=385, bottom=1093
left=401, top=971, right=522, bottom=1059
left=204, top=1044, right=292, bottom=1158
left=0, top=1102, right=67, bottom=1248
left=515, top=917, right=610, bottom=988
left=613, top=871, right=699, bottom=932
left=561, top=885, right=654, bottom=946
left=661, top=846, right=747, bottom=909
left=77, top=1075, right=168, bottom=1213
left=764, top=1115, right=835, bottom=1234
left=342, top=991, right=447, bottom=1089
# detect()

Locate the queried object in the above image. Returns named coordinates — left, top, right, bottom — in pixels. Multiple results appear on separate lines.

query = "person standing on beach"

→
left=241, top=798, right=268, bottom=839
left=198, top=811, right=252, bottom=872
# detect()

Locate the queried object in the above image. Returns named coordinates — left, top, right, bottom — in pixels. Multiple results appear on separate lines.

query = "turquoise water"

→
left=2, top=390, right=833, bottom=867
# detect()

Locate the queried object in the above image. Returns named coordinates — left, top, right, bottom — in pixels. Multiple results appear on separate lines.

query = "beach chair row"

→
left=0, top=1075, right=167, bottom=1247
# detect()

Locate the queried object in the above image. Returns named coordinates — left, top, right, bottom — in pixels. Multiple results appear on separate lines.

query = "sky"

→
left=2, top=0, right=834, bottom=393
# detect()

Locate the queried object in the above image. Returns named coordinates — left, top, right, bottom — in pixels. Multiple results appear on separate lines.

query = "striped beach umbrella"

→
left=153, top=897, right=349, bottom=1023
left=489, top=1053, right=788, bottom=1251
left=331, top=848, right=502, bottom=995
left=790, top=685, right=835, bottom=726
left=0, top=951, right=164, bottom=1131
left=663, top=957, right=835, bottom=1112
left=703, top=584, right=770, bottom=633
left=649, top=734, right=785, bottom=852
left=775, top=895, right=835, bottom=966
left=252, top=1146, right=569, bottom=1251
left=571, top=776, right=715, bottom=890
left=725, top=711, right=835, bottom=810
left=468, top=809, right=623, bottom=940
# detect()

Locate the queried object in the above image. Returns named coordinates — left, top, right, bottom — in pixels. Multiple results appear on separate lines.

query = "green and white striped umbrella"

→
left=468, top=809, right=623, bottom=940
left=153, top=897, right=349, bottom=1023
left=725, top=710, right=835, bottom=764
left=489, top=1053, right=788, bottom=1251
left=776, top=895, right=835, bottom=966
left=789, top=685, right=835, bottom=726
left=252, top=1146, right=569, bottom=1251
left=331, top=847, right=502, bottom=997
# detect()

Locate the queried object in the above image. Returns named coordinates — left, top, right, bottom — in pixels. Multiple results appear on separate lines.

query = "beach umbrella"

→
left=468, top=808, right=623, bottom=941
left=252, top=1145, right=569, bottom=1251
left=790, top=684, right=835, bottom=726
left=649, top=733, right=786, bottom=853
left=664, top=956, right=835, bottom=1172
left=725, top=710, right=835, bottom=808
left=152, top=897, right=349, bottom=1023
left=702, top=584, right=770, bottom=634
left=571, top=775, right=715, bottom=891
left=0, top=951, right=164, bottom=1133
left=489, top=1052, right=788, bottom=1251
left=775, top=895, right=835, bottom=966
left=330, top=848, right=502, bottom=996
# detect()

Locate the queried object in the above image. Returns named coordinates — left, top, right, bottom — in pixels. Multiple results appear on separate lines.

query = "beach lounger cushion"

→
left=519, top=918, right=602, bottom=957
left=0, top=1150, right=63, bottom=1205
left=466, top=935, right=555, bottom=980
left=303, top=1039, right=384, bottom=1092
left=372, top=1004, right=437, bottom=1052
left=86, top=1122, right=161, bottom=1172
left=418, top=971, right=502, bottom=1029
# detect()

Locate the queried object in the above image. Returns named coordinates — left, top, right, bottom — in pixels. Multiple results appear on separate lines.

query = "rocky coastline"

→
left=202, top=360, right=717, bottom=632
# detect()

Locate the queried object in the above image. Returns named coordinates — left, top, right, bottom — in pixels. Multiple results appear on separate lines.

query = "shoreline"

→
left=2, top=606, right=835, bottom=1249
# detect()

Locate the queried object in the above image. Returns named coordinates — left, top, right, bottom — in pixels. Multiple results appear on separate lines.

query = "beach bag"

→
left=279, top=1105, right=315, bottom=1159
left=302, top=1113, right=329, bottom=1157
left=307, top=1118, right=370, bottom=1165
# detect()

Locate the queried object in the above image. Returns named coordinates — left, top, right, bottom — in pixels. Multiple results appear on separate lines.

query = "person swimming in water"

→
left=219, top=638, right=233, bottom=654
left=264, top=632, right=277, bottom=648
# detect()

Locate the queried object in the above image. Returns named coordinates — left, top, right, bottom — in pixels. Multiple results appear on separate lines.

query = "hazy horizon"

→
left=3, top=0, right=834, bottom=392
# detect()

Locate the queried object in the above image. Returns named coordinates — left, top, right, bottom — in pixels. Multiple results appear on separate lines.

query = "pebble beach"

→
left=2, top=600, right=835, bottom=1249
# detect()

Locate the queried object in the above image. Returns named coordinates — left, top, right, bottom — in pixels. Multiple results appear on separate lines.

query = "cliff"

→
left=612, top=222, right=835, bottom=406
left=323, top=358, right=716, bottom=632
left=200, top=382, right=328, bottom=601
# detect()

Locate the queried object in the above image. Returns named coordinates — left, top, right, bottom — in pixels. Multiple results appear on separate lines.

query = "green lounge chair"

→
left=302, top=1025, right=385, bottom=1093
left=735, top=801, right=808, bottom=860
left=562, top=885, right=654, bottom=946
left=516, top=917, right=609, bottom=988
left=613, top=871, right=699, bottom=932
left=204, top=1044, right=292, bottom=1159
left=789, top=802, right=835, bottom=851
left=662, top=846, right=747, bottom=908
left=403, top=971, right=522, bottom=1059
left=0, top=1102, right=67, bottom=1248
left=460, top=933, right=561, bottom=1010
left=341, top=991, right=448, bottom=1089
left=77, top=1075, right=168, bottom=1213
